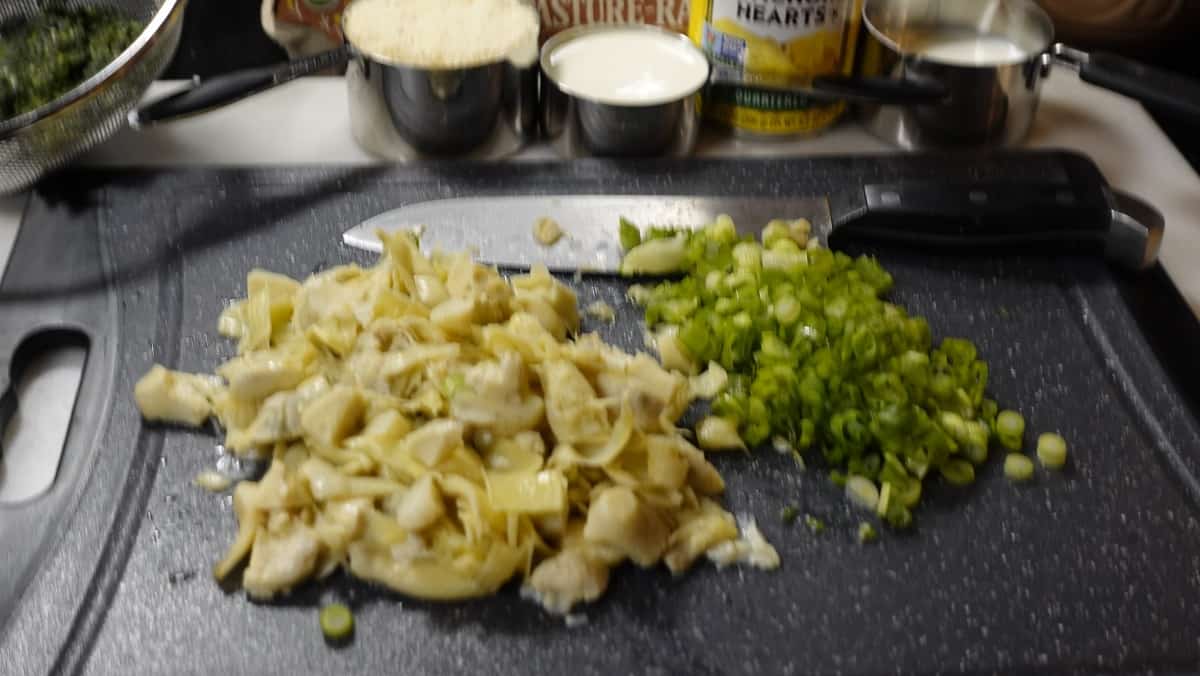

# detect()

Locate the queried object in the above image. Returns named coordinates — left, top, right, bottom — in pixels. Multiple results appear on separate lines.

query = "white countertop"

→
left=2, top=72, right=1199, bottom=500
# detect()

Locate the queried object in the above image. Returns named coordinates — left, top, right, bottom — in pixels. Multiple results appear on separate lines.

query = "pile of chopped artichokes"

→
left=135, top=230, right=776, bottom=614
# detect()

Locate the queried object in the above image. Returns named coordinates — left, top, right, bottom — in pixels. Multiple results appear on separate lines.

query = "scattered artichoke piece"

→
left=584, top=300, right=616, bottom=323
left=689, top=361, right=729, bottom=400
left=706, top=515, right=780, bottom=570
left=532, top=217, right=564, bottom=246
left=134, top=365, right=222, bottom=427
left=193, top=471, right=232, bottom=492
left=696, top=416, right=746, bottom=451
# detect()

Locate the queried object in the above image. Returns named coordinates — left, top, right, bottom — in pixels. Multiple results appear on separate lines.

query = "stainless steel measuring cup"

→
left=856, top=0, right=1200, bottom=149
left=131, top=13, right=537, bottom=160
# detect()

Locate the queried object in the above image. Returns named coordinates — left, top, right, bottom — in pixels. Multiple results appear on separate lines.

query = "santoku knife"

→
left=341, top=181, right=1163, bottom=271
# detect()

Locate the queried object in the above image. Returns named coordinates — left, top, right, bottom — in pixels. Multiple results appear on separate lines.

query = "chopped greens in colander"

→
left=0, top=5, right=144, bottom=120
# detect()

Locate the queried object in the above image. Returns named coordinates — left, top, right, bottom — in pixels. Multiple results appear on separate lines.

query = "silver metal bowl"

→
left=0, top=0, right=187, bottom=194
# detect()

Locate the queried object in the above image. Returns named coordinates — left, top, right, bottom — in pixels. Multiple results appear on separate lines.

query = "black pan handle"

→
left=708, top=66, right=948, bottom=105
left=130, top=45, right=352, bottom=127
left=828, top=179, right=1125, bottom=260
left=811, top=75, right=948, bottom=105
left=1074, top=51, right=1200, bottom=121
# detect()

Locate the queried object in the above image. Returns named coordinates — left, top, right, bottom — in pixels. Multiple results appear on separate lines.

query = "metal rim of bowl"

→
left=540, top=23, right=712, bottom=108
left=862, top=0, right=1056, bottom=67
left=0, top=0, right=188, bottom=140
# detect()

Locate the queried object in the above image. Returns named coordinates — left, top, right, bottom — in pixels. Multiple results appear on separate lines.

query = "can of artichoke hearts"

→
left=688, top=0, right=862, bottom=137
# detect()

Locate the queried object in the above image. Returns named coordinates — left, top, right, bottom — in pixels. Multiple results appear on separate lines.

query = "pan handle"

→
left=708, top=66, right=948, bottom=105
left=129, top=45, right=353, bottom=127
left=1054, top=45, right=1200, bottom=121
left=810, top=75, right=949, bottom=105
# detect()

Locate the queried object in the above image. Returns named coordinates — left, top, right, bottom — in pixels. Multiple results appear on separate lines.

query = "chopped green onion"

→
left=319, top=603, right=354, bottom=641
left=857, top=522, right=878, bottom=544
left=961, top=421, right=990, bottom=465
left=876, top=481, right=892, bottom=518
left=939, top=458, right=975, bottom=486
left=618, top=217, right=642, bottom=251
left=804, top=514, right=825, bottom=534
left=845, top=475, right=880, bottom=511
left=1004, top=453, right=1035, bottom=482
left=1036, top=432, right=1068, bottom=469
left=619, top=235, right=688, bottom=276
left=995, top=410, right=1025, bottom=451
left=780, top=505, right=799, bottom=525
left=622, top=216, right=1035, bottom=528
left=761, top=220, right=792, bottom=248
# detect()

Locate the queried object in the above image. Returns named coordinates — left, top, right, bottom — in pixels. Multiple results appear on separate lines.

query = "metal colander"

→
left=0, top=0, right=187, bottom=194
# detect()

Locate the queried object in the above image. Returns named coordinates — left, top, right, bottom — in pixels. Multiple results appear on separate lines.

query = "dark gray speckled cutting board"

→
left=2, top=153, right=1199, bottom=676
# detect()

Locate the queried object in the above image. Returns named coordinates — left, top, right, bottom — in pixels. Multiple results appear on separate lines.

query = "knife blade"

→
left=342, top=195, right=833, bottom=273
left=342, top=182, right=1162, bottom=271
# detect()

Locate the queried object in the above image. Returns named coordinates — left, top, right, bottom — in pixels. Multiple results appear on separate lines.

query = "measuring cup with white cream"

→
left=540, top=25, right=711, bottom=158
left=858, top=0, right=1200, bottom=150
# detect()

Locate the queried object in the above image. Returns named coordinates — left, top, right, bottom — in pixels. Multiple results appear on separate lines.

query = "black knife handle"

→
left=828, top=180, right=1112, bottom=252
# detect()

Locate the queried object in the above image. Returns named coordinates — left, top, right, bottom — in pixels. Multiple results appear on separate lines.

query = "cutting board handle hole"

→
left=0, top=330, right=90, bottom=505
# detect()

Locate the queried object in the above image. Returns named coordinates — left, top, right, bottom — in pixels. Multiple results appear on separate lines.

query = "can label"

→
left=689, top=0, right=861, bottom=136
left=536, top=0, right=690, bottom=43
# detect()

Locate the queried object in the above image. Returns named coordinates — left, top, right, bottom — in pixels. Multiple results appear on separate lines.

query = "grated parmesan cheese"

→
left=343, top=0, right=540, bottom=69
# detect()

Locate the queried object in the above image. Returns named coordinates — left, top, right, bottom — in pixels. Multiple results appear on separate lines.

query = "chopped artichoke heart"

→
left=706, top=515, right=780, bottom=571
left=654, top=326, right=697, bottom=375
left=532, top=217, right=564, bottom=246
left=134, top=217, right=775, bottom=612
left=134, top=365, right=222, bottom=427
left=584, top=301, right=616, bottom=323
left=486, top=469, right=568, bottom=515
left=696, top=416, right=747, bottom=451
left=620, top=235, right=688, bottom=275
left=194, top=471, right=232, bottom=492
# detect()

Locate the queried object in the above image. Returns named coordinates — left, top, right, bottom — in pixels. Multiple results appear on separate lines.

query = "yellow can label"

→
left=688, top=0, right=862, bottom=135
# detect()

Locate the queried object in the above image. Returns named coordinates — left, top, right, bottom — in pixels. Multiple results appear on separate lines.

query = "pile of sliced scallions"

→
left=621, top=216, right=1067, bottom=529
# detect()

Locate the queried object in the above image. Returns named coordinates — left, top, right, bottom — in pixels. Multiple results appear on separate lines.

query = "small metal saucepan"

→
left=131, top=3, right=538, bottom=160
left=857, top=0, right=1200, bottom=150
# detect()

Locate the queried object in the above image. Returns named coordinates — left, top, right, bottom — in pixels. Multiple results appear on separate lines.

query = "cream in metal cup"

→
left=857, top=0, right=1200, bottom=150
left=132, top=0, right=539, bottom=160
left=540, top=24, right=711, bottom=159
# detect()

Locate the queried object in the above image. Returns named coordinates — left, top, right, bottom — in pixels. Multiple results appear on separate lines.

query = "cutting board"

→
left=2, top=153, right=1200, bottom=676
